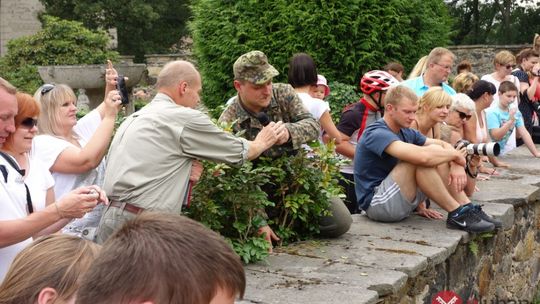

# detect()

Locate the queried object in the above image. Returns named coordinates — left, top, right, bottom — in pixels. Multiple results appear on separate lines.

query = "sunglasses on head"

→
left=41, top=84, right=55, bottom=96
left=456, top=110, right=472, bottom=121
left=20, top=117, right=38, bottom=129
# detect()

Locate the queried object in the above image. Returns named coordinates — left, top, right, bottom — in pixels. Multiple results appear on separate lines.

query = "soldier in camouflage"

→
left=219, top=50, right=320, bottom=158
left=219, top=51, right=352, bottom=251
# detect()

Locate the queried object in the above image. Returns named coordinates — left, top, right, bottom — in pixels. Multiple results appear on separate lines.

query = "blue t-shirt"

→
left=402, top=75, right=456, bottom=97
left=485, top=106, right=524, bottom=152
left=353, top=119, right=426, bottom=211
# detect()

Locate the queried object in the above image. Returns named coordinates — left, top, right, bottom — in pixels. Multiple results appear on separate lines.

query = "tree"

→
left=191, top=0, right=453, bottom=112
left=447, top=0, right=540, bottom=45
left=39, top=0, right=191, bottom=62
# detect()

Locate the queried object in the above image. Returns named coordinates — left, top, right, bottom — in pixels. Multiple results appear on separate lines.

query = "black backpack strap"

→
left=0, top=152, right=33, bottom=214
left=0, top=165, right=7, bottom=183
left=0, top=151, right=24, bottom=175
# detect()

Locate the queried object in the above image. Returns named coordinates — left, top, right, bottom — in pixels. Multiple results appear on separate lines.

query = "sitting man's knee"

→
left=318, top=197, right=352, bottom=238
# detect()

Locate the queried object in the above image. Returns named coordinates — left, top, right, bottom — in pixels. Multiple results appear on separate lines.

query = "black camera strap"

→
left=0, top=151, right=34, bottom=214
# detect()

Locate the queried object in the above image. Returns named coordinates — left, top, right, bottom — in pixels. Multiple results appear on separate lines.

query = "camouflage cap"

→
left=233, top=51, right=279, bottom=85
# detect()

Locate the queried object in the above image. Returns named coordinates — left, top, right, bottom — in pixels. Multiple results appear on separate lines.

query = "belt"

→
left=109, top=201, right=145, bottom=215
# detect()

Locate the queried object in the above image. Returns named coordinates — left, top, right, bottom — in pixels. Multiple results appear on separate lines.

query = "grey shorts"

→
left=366, top=174, right=427, bottom=222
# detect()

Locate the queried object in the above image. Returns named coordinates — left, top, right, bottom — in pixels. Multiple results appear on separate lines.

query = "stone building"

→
left=0, top=0, right=43, bottom=57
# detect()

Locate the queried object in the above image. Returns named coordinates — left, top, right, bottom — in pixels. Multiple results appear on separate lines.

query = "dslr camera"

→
left=454, top=139, right=500, bottom=157
left=116, top=75, right=129, bottom=105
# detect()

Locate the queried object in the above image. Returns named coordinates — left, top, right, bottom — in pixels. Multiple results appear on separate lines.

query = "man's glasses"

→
left=41, top=84, right=55, bottom=96
left=20, top=118, right=38, bottom=129
left=434, top=62, right=452, bottom=71
left=455, top=110, right=472, bottom=121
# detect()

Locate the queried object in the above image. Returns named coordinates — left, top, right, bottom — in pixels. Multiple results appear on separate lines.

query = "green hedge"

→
left=0, top=15, right=118, bottom=94
left=190, top=0, right=452, bottom=113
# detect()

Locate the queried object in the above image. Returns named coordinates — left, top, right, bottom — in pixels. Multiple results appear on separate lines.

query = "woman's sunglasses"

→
left=20, top=118, right=38, bottom=129
left=41, top=84, right=55, bottom=95
left=455, top=110, right=472, bottom=121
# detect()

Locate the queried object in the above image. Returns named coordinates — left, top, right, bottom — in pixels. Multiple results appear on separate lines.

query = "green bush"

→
left=190, top=0, right=452, bottom=113
left=0, top=15, right=118, bottom=94
left=186, top=122, right=343, bottom=263
left=326, top=81, right=362, bottom=124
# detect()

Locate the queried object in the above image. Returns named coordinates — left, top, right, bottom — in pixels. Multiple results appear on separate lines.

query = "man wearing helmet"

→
left=335, top=70, right=399, bottom=213
left=403, top=47, right=457, bottom=97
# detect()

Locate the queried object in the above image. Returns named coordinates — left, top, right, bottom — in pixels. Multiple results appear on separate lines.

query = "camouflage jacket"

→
left=219, top=83, right=320, bottom=158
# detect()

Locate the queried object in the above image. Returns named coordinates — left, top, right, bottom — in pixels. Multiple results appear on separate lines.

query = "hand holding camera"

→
left=454, top=139, right=500, bottom=157
left=116, top=75, right=130, bottom=105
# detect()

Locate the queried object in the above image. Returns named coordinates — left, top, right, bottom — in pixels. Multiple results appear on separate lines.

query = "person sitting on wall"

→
left=353, top=85, right=498, bottom=233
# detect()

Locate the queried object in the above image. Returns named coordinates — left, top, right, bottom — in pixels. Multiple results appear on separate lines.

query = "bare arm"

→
left=0, top=205, right=60, bottom=247
left=51, top=91, right=121, bottom=174
left=319, top=111, right=342, bottom=144
left=385, top=140, right=465, bottom=167
left=0, top=186, right=101, bottom=247
left=488, top=118, right=515, bottom=141
left=528, top=76, right=539, bottom=101
left=100, top=59, right=119, bottom=117
left=335, top=132, right=355, bottom=158
left=33, top=188, right=71, bottom=237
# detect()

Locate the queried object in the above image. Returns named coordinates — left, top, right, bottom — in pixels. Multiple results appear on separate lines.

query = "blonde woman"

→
left=410, top=87, right=453, bottom=219
left=0, top=234, right=100, bottom=304
left=411, top=87, right=452, bottom=140
left=33, top=61, right=122, bottom=239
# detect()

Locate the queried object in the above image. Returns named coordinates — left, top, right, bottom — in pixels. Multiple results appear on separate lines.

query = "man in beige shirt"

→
left=96, top=61, right=285, bottom=243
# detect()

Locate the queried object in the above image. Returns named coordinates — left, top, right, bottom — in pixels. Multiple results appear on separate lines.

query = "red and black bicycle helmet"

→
left=360, top=70, right=399, bottom=95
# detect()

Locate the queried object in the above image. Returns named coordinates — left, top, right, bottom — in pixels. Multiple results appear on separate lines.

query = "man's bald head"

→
left=156, top=61, right=202, bottom=108
left=156, top=61, right=200, bottom=90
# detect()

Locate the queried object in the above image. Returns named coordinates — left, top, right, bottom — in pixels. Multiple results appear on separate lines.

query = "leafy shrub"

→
left=326, top=81, right=362, bottom=124
left=0, top=15, right=118, bottom=94
left=186, top=123, right=343, bottom=263
left=190, top=0, right=452, bottom=112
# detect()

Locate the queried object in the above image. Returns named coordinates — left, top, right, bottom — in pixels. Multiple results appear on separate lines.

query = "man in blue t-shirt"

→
left=353, top=85, right=497, bottom=233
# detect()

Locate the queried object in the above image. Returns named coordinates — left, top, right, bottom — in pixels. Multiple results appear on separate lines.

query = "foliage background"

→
left=190, top=0, right=452, bottom=112
left=447, top=0, right=540, bottom=45
left=39, top=0, right=190, bottom=62
left=0, top=16, right=118, bottom=94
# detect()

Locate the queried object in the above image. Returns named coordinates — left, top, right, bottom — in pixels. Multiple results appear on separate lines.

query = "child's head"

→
left=498, top=81, right=518, bottom=109
left=310, top=74, right=330, bottom=100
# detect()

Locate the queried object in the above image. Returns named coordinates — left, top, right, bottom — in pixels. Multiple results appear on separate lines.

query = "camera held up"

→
left=454, top=139, right=500, bottom=157
left=116, top=75, right=130, bottom=105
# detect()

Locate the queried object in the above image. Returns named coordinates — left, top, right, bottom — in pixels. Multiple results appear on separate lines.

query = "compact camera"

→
left=455, top=139, right=500, bottom=157
left=116, top=75, right=130, bottom=105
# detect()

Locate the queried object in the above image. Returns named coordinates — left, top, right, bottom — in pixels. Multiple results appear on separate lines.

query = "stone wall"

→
left=448, top=44, right=534, bottom=77
left=241, top=146, right=540, bottom=304
left=144, top=52, right=193, bottom=83
left=0, top=0, right=43, bottom=56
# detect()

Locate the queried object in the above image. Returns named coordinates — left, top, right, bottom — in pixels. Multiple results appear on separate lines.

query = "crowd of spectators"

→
left=0, top=34, right=539, bottom=302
